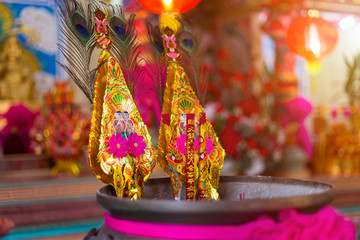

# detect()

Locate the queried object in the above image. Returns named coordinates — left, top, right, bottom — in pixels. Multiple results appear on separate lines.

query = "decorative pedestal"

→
left=51, top=158, right=81, bottom=177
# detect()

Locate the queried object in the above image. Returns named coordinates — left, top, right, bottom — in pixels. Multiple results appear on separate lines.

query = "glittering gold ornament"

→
left=89, top=51, right=155, bottom=199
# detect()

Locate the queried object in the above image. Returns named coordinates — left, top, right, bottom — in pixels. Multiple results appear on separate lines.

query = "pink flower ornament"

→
left=176, top=133, right=215, bottom=156
left=127, top=133, right=147, bottom=157
left=176, top=134, right=187, bottom=154
left=107, top=134, right=129, bottom=158
left=206, top=138, right=215, bottom=155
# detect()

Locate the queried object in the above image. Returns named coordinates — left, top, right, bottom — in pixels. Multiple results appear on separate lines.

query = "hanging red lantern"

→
left=286, top=10, right=338, bottom=62
left=136, top=0, right=201, bottom=15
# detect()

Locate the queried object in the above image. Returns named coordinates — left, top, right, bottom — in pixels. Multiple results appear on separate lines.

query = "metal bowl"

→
left=96, top=175, right=335, bottom=225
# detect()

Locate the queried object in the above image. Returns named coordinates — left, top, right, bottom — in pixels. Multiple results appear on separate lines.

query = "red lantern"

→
left=136, top=0, right=201, bottom=15
left=286, top=14, right=338, bottom=62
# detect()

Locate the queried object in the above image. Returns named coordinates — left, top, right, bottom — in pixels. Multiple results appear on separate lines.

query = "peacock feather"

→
left=57, top=0, right=97, bottom=104
left=177, top=20, right=208, bottom=105
left=143, top=22, right=168, bottom=105
left=101, top=4, right=145, bottom=102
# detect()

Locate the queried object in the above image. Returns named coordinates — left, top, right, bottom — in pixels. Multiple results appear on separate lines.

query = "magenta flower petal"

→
left=176, top=133, right=187, bottom=154
left=206, top=137, right=215, bottom=156
left=107, top=134, right=129, bottom=158
left=127, top=133, right=147, bottom=157
left=176, top=133, right=201, bottom=154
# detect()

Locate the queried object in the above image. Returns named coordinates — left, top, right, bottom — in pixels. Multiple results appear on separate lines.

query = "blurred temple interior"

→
left=1, top=0, right=360, bottom=239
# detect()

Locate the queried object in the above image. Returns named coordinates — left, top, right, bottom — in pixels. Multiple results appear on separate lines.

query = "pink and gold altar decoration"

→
left=313, top=106, right=360, bottom=176
left=87, top=9, right=155, bottom=199
left=89, top=50, right=155, bottom=199
left=136, top=0, right=225, bottom=201
left=286, top=10, right=338, bottom=62
left=30, top=81, right=90, bottom=176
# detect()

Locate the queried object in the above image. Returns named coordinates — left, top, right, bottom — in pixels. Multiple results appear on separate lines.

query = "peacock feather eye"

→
left=110, top=16, right=126, bottom=41
left=76, top=24, right=89, bottom=37
left=182, top=38, right=193, bottom=49
left=71, top=12, right=89, bottom=40
left=114, top=25, right=125, bottom=39
left=155, top=41, right=164, bottom=53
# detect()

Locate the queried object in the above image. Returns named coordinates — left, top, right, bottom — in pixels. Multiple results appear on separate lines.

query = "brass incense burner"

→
left=88, top=176, right=335, bottom=239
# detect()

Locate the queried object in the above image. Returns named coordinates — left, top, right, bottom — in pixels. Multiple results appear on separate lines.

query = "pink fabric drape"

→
left=104, top=205, right=355, bottom=240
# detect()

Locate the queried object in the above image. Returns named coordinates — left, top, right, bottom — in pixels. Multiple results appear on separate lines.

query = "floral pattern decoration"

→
left=107, top=132, right=147, bottom=158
